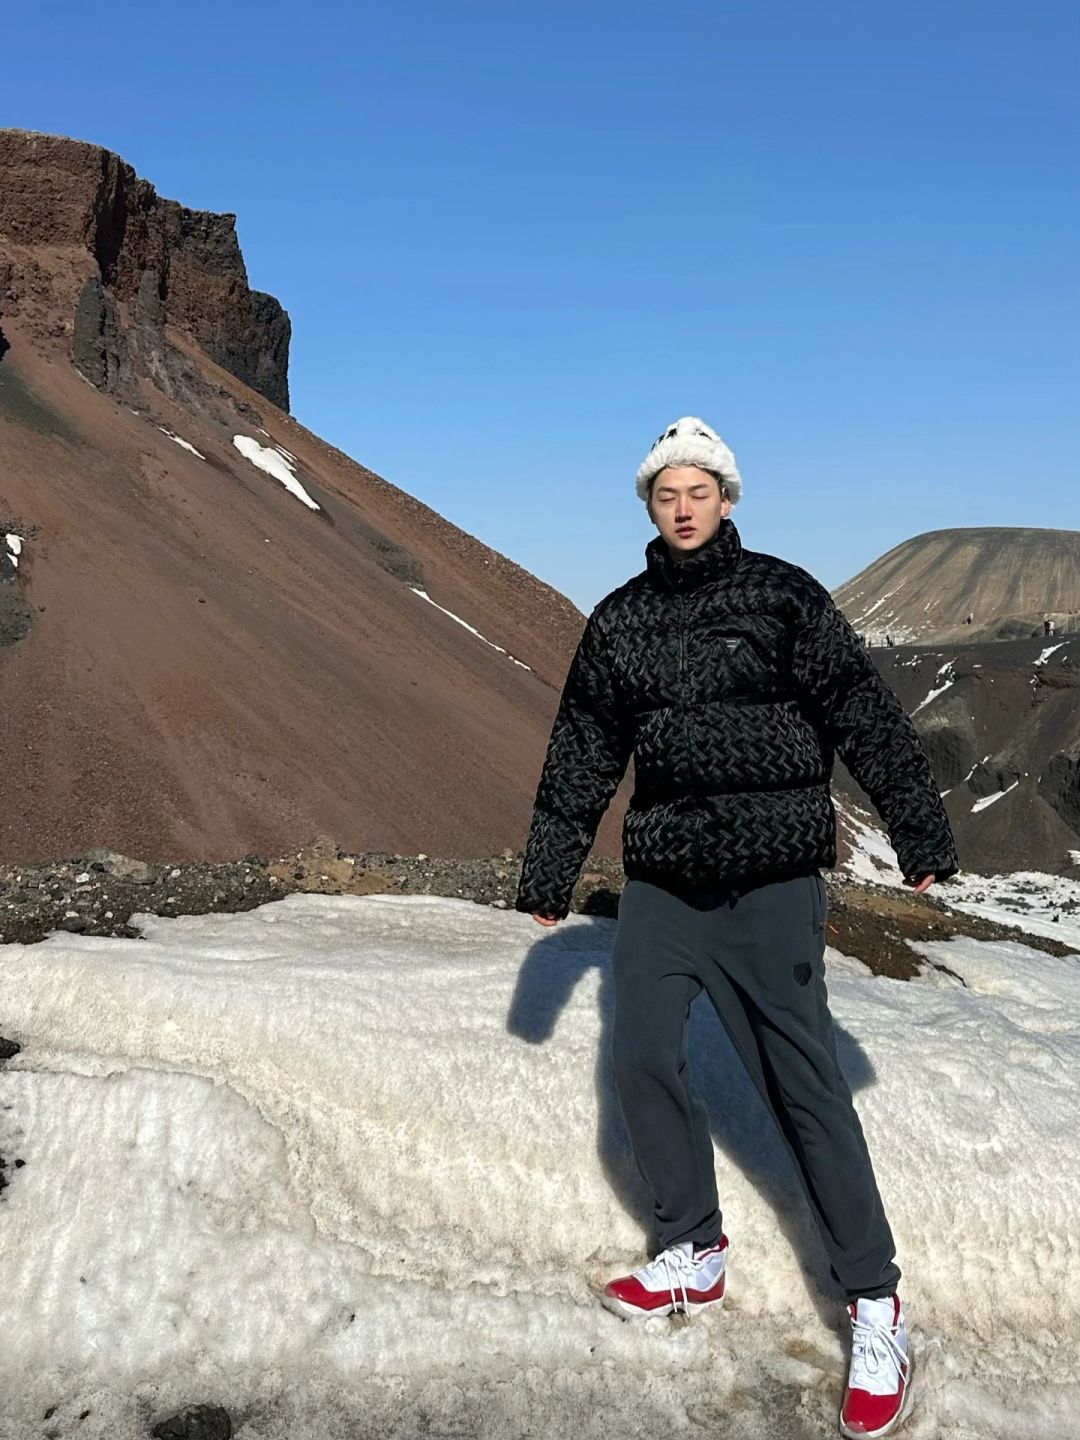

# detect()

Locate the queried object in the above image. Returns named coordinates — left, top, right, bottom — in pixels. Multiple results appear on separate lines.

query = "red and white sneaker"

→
left=600, top=1235, right=729, bottom=1319
left=839, top=1293, right=914, bottom=1437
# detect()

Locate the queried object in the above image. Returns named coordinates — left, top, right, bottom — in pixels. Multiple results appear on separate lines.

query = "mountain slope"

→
left=0, top=131, right=629, bottom=863
left=830, top=635, right=1080, bottom=878
left=833, top=526, right=1080, bottom=645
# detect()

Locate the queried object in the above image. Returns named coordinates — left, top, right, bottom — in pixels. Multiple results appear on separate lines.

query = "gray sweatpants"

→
left=610, top=872, right=900, bottom=1301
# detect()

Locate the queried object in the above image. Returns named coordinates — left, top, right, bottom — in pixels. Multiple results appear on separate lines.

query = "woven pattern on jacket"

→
left=515, top=518, right=960, bottom=920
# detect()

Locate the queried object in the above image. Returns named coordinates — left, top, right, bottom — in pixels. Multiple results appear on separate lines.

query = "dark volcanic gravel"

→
left=0, top=836, right=1074, bottom=969
left=0, top=838, right=586, bottom=947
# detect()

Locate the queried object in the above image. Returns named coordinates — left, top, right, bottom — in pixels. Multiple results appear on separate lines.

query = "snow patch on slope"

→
left=409, top=587, right=532, bottom=670
left=850, top=576, right=907, bottom=623
left=972, top=780, right=1019, bottom=813
left=941, top=755, right=990, bottom=797
left=232, top=436, right=321, bottom=511
left=838, top=802, right=904, bottom=886
left=912, top=659, right=956, bottom=715
left=942, top=868, right=1080, bottom=946
left=158, top=426, right=205, bottom=459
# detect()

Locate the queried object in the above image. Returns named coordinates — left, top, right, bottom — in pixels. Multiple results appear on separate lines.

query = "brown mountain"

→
left=0, top=129, right=630, bottom=864
left=834, top=527, right=1080, bottom=645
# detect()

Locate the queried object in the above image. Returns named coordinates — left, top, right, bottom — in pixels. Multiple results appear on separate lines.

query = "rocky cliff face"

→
left=0, top=129, right=290, bottom=409
left=0, top=135, right=596, bottom=865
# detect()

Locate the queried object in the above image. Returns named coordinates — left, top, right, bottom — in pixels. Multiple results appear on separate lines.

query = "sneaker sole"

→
left=838, top=1343, right=917, bottom=1439
left=598, top=1287, right=726, bottom=1322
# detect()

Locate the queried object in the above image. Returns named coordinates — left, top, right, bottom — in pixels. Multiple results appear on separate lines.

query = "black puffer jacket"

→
left=515, top=518, right=959, bottom=919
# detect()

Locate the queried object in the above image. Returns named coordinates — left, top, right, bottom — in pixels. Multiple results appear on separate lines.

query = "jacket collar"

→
left=645, top=518, right=743, bottom=593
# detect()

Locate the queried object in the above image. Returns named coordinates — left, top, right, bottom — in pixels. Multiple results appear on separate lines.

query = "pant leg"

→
left=610, top=880, right=722, bottom=1253
left=698, top=872, right=900, bottom=1301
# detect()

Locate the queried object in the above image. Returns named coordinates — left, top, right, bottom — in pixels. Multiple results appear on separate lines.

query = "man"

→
left=514, top=416, right=959, bottom=1438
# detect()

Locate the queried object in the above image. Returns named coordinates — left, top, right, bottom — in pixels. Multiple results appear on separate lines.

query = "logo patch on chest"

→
left=721, top=637, right=744, bottom=653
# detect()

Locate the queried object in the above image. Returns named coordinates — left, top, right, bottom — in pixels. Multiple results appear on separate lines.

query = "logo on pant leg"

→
left=792, top=961, right=812, bottom=986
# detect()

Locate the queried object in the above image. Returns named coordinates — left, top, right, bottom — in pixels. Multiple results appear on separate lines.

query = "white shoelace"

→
left=849, top=1308, right=908, bottom=1391
left=643, top=1245, right=700, bottom=1316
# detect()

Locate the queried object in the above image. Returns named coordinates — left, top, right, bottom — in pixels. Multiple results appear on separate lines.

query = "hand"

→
left=905, top=873, right=936, bottom=895
left=532, top=912, right=560, bottom=927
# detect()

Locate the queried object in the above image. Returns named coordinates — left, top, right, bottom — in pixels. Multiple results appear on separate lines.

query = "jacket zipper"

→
left=677, top=592, right=694, bottom=787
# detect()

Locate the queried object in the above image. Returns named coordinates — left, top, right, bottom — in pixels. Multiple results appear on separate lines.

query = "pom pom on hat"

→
left=636, top=416, right=742, bottom=505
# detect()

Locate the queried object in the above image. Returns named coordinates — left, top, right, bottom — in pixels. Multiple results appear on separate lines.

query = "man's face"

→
left=647, top=465, right=732, bottom=554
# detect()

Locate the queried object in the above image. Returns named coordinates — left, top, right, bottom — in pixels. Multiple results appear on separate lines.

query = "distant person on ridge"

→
left=514, top=416, right=959, bottom=1439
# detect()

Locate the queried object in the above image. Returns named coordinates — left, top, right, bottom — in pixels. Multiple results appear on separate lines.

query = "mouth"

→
left=676, top=527, right=696, bottom=538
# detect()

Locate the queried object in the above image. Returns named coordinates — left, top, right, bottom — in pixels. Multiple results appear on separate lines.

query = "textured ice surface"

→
left=0, top=891, right=1077, bottom=1438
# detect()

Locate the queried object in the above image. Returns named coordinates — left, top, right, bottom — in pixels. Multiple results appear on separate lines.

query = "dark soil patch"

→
left=0, top=838, right=1072, bottom=972
left=0, top=361, right=82, bottom=444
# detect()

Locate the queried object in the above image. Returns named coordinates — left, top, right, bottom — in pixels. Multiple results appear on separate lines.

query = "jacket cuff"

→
left=513, top=890, right=570, bottom=920
left=898, top=848, right=960, bottom=884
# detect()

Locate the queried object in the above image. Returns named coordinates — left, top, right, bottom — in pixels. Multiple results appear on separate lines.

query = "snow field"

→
left=0, top=890, right=1077, bottom=1437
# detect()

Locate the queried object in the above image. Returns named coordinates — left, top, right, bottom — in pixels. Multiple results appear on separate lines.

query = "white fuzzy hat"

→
left=635, top=416, right=742, bottom=505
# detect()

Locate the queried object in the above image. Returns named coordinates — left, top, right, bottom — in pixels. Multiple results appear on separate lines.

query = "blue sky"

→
left=5, top=1, right=1078, bottom=611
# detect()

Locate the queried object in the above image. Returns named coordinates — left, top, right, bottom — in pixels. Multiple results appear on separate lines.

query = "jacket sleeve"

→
left=515, top=607, right=633, bottom=919
left=791, top=581, right=960, bottom=883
